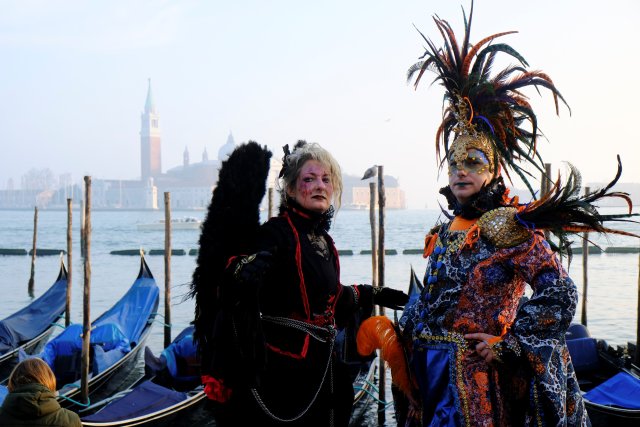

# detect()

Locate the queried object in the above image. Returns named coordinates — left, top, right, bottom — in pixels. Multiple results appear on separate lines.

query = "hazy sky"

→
left=1, top=0, right=639, bottom=209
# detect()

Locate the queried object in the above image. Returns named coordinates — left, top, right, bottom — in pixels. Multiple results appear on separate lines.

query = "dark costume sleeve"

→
left=334, top=284, right=375, bottom=328
left=502, top=232, right=587, bottom=425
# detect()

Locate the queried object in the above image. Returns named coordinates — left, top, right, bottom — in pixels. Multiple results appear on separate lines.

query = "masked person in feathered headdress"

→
left=190, top=140, right=407, bottom=427
left=394, top=1, right=638, bottom=426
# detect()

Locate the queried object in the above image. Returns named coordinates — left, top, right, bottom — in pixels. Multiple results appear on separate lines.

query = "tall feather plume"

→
left=518, top=155, right=638, bottom=256
left=189, top=142, right=272, bottom=363
left=356, top=315, right=418, bottom=405
left=407, top=0, right=570, bottom=197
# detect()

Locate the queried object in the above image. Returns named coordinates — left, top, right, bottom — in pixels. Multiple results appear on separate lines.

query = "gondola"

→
left=0, top=259, right=67, bottom=382
left=79, top=325, right=376, bottom=426
left=348, top=354, right=377, bottom=425
left=566, top=323, right=640, bottom=426
left=41, top=255, right=159, bottom=411
left=80, top=325, right=207, bottom=427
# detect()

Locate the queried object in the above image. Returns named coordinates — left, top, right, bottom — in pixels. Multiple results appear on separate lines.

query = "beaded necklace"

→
left=424, top=218, right=477, bottom=300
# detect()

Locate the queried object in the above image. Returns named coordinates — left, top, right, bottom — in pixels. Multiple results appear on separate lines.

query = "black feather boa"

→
left=280, top=197, right=334, bottom=233
left=439, top=176, right=511, bottom=219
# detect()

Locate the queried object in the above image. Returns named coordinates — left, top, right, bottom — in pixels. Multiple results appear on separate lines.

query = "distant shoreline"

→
left=0, top=205, right=636, bottom=212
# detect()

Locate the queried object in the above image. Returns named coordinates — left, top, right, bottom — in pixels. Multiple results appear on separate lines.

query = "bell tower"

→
left=183, top=146, right=190, bottom=167
left=140, top=79, right=161, bottom=181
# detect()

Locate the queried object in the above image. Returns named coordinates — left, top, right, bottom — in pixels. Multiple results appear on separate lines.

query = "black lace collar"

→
left=438, top=176, right=509, bottom=219
left=280, top=199, right=334, bottom=233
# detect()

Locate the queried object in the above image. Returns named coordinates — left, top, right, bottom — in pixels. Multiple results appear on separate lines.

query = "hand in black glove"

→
left=373, top=287, right=409, bottom=310
left=230, top=250, right=273, bottom=287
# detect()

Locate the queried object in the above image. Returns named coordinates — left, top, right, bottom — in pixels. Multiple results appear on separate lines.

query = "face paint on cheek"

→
left=297, top=180, right=315, bottom=195
left=299, top=188, right=313, bottom=198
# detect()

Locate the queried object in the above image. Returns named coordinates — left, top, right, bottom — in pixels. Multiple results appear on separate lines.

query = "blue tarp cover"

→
left=91, top=274, right=158, bottom=344
left=0, top=272, right=66, bottom=355
left=0, top=385, right=8, bottom=404
left=585, top=371, right=640, bottom=410
left=40, top=270, right=158, bottom=382
left=80, top=326, right=197, bottom=422
left=162, top=326, right=197, bottom=381
left=566, top=337, right=599, bottom=373
left=82, top=379, right=188, bottom=422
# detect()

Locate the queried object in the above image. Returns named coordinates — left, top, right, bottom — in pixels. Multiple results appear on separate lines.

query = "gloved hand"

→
left=356, top=285, right=409, bottom=310
left=230, top=250, right=273, bottom=287
left=372, top=287, right=409, bottom=310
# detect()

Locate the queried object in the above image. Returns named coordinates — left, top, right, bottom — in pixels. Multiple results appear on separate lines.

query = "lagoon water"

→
left=1, top=207, right=639, bottom=425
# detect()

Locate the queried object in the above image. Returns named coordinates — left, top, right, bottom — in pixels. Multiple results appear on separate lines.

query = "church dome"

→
left=218, top=132, right=236, bottom=160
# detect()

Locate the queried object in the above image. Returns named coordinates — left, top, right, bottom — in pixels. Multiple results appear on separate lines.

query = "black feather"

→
left=189, top=142, right=272, bottom=366
left=517, top=156, right=638, bottom=256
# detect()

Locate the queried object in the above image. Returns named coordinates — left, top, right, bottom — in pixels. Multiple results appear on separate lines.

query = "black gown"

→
left=211, top=204, right=367, bottom=427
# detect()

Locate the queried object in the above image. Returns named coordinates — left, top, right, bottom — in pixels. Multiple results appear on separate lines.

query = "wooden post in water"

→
left=66, top=198, right=73, bottom=327
left=541, top=163, right=552, bottom=241
left=164, top=192, right=172, bottom=348
left=368, top=182, right=377, bottom=289
left=376, top=165, right=386, bottom=424
left=81, top=176, right=92, bottom=404
left=377, top=167, right=386, bottom=308
left=28, top=206, right=38, bottom=297
left=268, top=187, right=274, bottom=219
left=80, top=199, right=86, bottom=258
left=581, top=187, right=590, bottom=326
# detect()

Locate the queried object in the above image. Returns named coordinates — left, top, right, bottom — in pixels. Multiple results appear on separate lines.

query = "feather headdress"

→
left=410, top=1, right=638, bottom=252
left=407, top=0, right=569, bottom=196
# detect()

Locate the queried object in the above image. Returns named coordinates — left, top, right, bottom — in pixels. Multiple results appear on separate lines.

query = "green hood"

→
left=1, top=383, right=60, bottom=418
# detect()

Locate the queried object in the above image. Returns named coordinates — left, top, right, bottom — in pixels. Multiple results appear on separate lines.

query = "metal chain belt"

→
left=249, top=315, right=337, bottom=423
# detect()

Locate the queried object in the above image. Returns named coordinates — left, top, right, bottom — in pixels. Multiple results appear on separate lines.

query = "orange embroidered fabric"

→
left=461, top=223, right=480, bottom=250
left=450, top=216, right=478, bottom=231
left=423, top=232, right=438, bottom=258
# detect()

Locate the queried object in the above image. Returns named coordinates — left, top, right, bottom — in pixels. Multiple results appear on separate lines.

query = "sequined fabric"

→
left=477, top=207, right=531, bottom=248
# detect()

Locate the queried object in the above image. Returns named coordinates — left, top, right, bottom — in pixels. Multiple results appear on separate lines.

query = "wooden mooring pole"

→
left=369, top=182, right=377, bottom=289
left=581, top=187, right=590, bottom=326
left=268, top=187, right=274, bottom=219
left=376, top=165, right=386, bottom=424
left=541, top=163, right=552, bottom=241
left=164, top=192, right=172, bottom=348
left=66, top=198, right=73, bottom=327
left=28, top=206, right=38, bottom=297
left=81, top=176, right=92, bottom=404
left=80, top=199, right=86, bottom=258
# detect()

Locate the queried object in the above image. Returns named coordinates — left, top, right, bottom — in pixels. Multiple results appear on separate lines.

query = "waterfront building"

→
left=1, top=81, right=406, bottom=210
left=346, top=173, right=406, bottom=210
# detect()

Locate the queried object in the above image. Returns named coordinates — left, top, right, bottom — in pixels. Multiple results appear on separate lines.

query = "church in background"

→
left=0, top=81, right=406, bottom=210
left=88, top=80, right=257, bottom=210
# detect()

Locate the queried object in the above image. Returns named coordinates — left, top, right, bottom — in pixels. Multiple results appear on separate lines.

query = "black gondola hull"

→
left=0, top=327, right=55, bottom=382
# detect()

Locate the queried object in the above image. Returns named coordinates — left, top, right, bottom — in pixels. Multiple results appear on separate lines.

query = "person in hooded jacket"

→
left=0, top=357, right=81, bottom=427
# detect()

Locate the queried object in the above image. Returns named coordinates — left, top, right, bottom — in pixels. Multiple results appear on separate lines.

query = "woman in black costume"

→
left=191, top=140, right=407, bottom=426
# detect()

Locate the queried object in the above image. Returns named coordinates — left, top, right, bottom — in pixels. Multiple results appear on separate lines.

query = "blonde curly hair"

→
left=278, top=141, right=343, bottom=211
